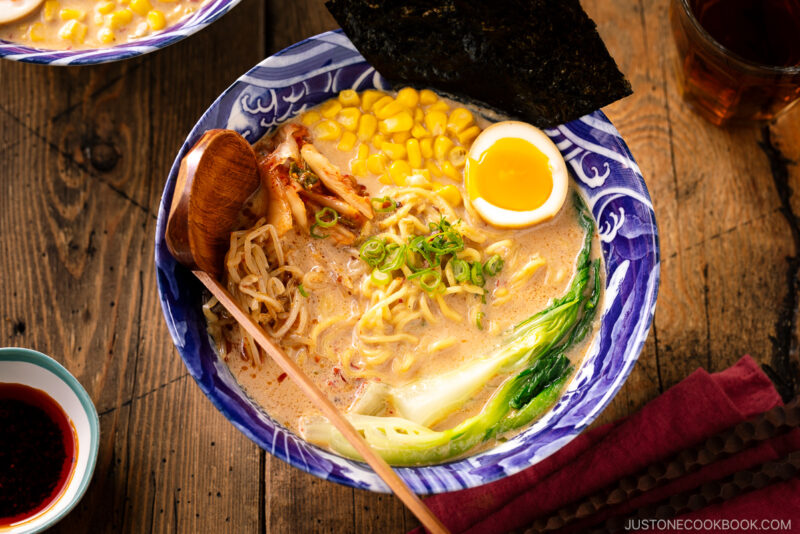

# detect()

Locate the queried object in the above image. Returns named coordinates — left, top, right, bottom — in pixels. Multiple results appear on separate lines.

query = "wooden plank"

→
left=2, top=0, right=267, bottom=532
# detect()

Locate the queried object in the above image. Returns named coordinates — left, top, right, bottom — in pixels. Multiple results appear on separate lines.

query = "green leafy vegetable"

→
left=297, top=284, right=309, bottom=298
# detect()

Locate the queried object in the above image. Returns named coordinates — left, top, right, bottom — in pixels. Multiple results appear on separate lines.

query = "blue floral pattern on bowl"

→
left=154, top=30, right=660, bottom=494
left=0, top=0, right=241, bottom=65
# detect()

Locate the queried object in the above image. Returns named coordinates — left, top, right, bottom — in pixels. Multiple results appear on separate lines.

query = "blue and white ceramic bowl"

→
left=155, top=30, right=660, bottom=494
left=0, top=0, right=240, bottom=65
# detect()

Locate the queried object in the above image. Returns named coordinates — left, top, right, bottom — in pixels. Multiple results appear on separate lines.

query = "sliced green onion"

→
left=476, top=311, right=485, bottom=330
left=483, top=254, right=504, bottom=276
left=409, top=269, right=442, bottom=292
left=379, top=244, right=407, bottom=272
left=408, top=235, right=435, bottom=268
left=298, top=284, right=309, bottom=297
left=310, top=223, right=327, bottom=239
left=370, top=269, right=392, bottom=286
left=470, top=261, right=485, bottom=287
left=360, top=237, right=386, bottom=267
left=315, top=207, right=339, bottom=228
left=371, top=196, right=397, bottom=213
left=451, top=258, right=470, bottom=283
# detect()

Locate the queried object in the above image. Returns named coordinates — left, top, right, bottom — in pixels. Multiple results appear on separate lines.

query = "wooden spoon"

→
left=0, top=0, right=46, bottom=24
left=165, top=129, right=449, bottom=534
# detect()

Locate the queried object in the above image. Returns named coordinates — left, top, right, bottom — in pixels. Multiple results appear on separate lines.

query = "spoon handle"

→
left=194, top=270, right=450, bottom=534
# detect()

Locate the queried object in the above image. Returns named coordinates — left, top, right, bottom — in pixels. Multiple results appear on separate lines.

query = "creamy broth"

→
left=205, top=89, right=603, bottom=463
left=0, top=0, right=206, bottom=49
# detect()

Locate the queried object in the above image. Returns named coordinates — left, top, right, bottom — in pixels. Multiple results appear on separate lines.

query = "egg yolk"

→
left=468, top=137, right=553, bottom=211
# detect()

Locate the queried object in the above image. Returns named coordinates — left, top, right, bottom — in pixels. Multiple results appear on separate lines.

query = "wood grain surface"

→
left=1, top=0, right=798, bottom=532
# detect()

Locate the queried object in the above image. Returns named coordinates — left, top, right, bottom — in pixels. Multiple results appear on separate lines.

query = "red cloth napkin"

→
left=410, top=356, right=800, bottom=534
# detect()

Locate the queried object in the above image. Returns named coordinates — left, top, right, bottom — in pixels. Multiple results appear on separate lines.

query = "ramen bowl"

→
left=0, top=0, right=241, bottom=65
left=154, top=30, right=660, bottom=494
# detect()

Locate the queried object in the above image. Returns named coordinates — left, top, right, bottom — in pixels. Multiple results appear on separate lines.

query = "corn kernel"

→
left=424, top=111, right=447, bottom=136
left=96, top=0, right=115, bottom=13
left=129, top=0, right=150, bottom=15
left=413, top=169, right=431, bottom=181
left=440, top=161, right=459, bottom=180
left=356, top=114, right=377, bottom=141
left=376, top=100, right=405, bottom=120
left=300, top=110, right=321, bottom=126
left=406, top=173, right=432, bottom=188
left=414, top=108, right=424, bottom=122
left=389, top=161, right=412, bottom=185
left=371, top=134, right=386, bottom=150
left=146, top=9, right=165, bottom=30
left=358, top=90, right=381, bottom=111
left=378, top=174, right=393, bottom=185
left=58, top=19, right=87, bottom=42
left=381, top=142, right=407, bottom=161
left=449, top=146, right=467, bottom=168
left=426, top=160, right=442, bottom=177
left=356, top=143, right=370, bottom=160
left=420, top=138, right=434, bottom=159
left=97, top=26, right=114, bottom=43
left=337, top=107, right=361, bottom=131
left=29, top=22, right=46, bottom=41
left=428, top=100, right=450, bottom=113
left=44, top=0, right=59, bottom=21
left=59, top=8, right=85, bottom=20
left=313, top=119, right=342, bottom=141
left=406, top=139, right=422, bottom=168
left=396, top=87, right=419, bottom=108
left=107, top=9, right=132, bottom=28
left=350, top=159, right=367, bottom=177
left=367, top=153, right=387, bottom=174
left=338, top=131, right=357, bottom=152
left=372, top=95, right=394, bottom=114
left=320, top=99, right=342, bottom=119
left=338, top=89, right=360, bottom=107
left=434, top=184, right=462, bottom=206
left=419, top=89, right=438, bottom=105
left=457, top=125, right=481, bottom=146
left=447, top=108, right=474, bottom=134
left=392, top=132, right=411, bottom=144
left=411, top=123, right=429, bottom=139
left=379, top=110, right=413, bottom=133
left=433, top=136, right=454, bottom=162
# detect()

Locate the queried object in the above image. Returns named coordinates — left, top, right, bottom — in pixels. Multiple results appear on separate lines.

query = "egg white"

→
left=466, top=121, right=569, bottom=228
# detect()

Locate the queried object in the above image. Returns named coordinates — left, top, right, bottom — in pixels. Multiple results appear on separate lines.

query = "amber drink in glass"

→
left=670, top=0, right=800, bottom=125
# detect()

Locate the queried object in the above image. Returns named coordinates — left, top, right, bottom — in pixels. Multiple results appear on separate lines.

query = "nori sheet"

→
left=325, top=0, right=633, bottom=128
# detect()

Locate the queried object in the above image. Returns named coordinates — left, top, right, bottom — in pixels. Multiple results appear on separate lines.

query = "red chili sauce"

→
left=0, top=383, right=77, bottom=526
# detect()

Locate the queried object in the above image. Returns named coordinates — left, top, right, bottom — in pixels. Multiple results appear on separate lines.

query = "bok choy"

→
left=301, top=194, right=601, bottom=466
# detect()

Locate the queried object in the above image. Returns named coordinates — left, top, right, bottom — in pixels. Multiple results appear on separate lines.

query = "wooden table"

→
left=1, top=0, right=798, bottom=532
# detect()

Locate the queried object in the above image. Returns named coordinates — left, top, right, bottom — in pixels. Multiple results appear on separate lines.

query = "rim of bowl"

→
left=675, top=0, right=800, bottom=76
left=154, top=30, right=661, bottom=493
left=0, top=0, right=243, bottom=65
left=0, top=347, right=100, bottom=532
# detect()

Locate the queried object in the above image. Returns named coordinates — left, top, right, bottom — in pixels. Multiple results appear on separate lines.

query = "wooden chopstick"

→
left=197, top=272, right=450, bottom=534
left=515, top=399, right=800, bottom=534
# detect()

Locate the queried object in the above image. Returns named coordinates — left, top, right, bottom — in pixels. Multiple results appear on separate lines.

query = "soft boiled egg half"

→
left=465, top=121, right=568, bottom=228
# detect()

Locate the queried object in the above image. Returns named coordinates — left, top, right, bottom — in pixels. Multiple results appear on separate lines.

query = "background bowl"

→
left=0, top=0, right=241, bottom=65
left=0, top=347, right=100, bottom=532
left=155, top=30, right=660, bottom=494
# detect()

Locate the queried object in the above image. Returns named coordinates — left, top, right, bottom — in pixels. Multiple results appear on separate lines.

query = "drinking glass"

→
left=670, top=0, right=800, bottom=125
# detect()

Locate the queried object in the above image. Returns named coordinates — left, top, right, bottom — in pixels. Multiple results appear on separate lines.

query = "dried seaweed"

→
left=326, top=0, right=632, bottom=128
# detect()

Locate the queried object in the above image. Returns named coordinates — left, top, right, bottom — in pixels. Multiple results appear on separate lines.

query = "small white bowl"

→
left=0, top=347, right=99, bottom=533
